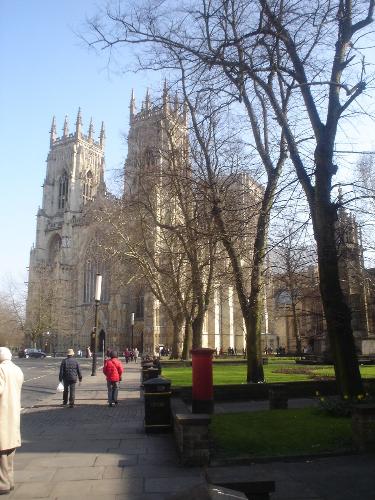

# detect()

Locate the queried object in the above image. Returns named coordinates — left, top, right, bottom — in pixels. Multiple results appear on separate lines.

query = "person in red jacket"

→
left=103, top=351, right=124, bottom=407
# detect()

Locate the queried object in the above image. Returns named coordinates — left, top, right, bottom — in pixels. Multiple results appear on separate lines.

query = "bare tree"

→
left=271, top=210, right=318, bottom=354
left=0, top=285, right=25, bottom=348
left=87, top=0, right=374, bottom=395
left=96, top=107, right=222, bottom=357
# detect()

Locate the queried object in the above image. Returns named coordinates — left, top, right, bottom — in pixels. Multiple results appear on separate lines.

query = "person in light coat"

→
left=0, top=347, right=24, bottom=495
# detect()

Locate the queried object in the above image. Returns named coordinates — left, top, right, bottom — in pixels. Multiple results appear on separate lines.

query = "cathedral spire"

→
left=75, top=108, right=83, bottom=139
left=99, top=121, right=106, bottom=149
left=130, top=89, right=136, bottom=123
left=163, top=79, right=169, bottom=113
left=88, top=117, right=94, bottom=142
left=50, top=116, right=57, bottom=147
left=63, top=115, right=69, bottom=137
left=145, top=88, right=151, bottom=112
left=183, top=100, right=188, bottom=124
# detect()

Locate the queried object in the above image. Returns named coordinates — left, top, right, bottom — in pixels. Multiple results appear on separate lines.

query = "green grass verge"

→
left=161, top=362, right=375, bottom=386
left=210, top=407, right=352, bottom=459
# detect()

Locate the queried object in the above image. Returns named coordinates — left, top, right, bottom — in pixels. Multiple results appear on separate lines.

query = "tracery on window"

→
left=83, top=256, right=109, bottom=304
left=83, top=171, right=93, bottom=205
left=58, top=172, right=69, bottom=210
left=143, top=148, right=155, bottom=168
left=48, top=234, right=62, bottom=264
left=135, top=291, right=144, bottom=319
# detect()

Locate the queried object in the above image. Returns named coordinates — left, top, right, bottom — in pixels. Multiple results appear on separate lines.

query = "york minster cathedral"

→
left=25, top=87, right=375, bottom=358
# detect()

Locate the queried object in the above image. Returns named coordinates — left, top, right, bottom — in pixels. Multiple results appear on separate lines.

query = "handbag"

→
left=57, top=382, right=64, bottom=392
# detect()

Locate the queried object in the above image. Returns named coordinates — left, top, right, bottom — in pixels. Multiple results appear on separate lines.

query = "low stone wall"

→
left=352, top=404, right=375, bottom=452
left=171, top=397, right=211, bottom=466
left=172, top=378, right=375, bottom=402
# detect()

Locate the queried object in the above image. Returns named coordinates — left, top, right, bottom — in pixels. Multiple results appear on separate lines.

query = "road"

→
left=13, top=357, right=102, bottom=408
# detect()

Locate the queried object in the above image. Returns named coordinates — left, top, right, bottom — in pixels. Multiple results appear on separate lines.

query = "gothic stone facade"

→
left=26, top=93, right=375, bottom=357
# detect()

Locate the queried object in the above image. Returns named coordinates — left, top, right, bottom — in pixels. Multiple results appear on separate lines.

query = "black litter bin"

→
left=147, top=367, right=159, bottom=380
left=141, top=363, right=153, bottom=384
left=144, top=376, right=172, bottom=433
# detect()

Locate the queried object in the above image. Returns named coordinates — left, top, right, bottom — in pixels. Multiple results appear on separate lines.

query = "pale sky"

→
left=0, top=0, right=158, bottom=293
left=0, top=1, right=374, bottom=295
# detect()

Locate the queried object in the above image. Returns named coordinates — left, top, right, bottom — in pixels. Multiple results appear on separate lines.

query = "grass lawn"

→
left=161, top=360, right=375, bottom=386
left=210, top=407, right=352, bottom=459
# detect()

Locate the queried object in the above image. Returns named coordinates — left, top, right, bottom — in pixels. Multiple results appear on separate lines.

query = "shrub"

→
left=316, top=391, right=375, bottom=417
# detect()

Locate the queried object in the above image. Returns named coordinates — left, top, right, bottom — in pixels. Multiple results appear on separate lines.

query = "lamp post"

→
left=91, top=273, right=102, bottom=376
left=131, top=312, right=135, bottom=349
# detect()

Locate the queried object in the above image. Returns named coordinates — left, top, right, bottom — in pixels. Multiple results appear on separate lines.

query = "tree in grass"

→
left=86, top=0, right=374, bottom=396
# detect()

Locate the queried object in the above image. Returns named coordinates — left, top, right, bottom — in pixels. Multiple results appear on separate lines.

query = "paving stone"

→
left=103, top=465, right=124, bottom=479
left=52, top=465, right=105, bottom=481
left=25, top=454, right=96, bottom=469
left=138, top=453, right=180, bottom=466
left=12, top=482, right=55, bottom=498
left=49, top=479, right=92, bottom=497
left=16, top=468, right=57, bottom=483
left=88, top=477, right=143, bottom=495
left=145, top=476, right=205, bottom=494
left=95, top=454, right=138, bottom=466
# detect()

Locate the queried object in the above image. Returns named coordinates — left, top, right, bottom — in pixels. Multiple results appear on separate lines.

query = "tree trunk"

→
left=291, top=301, right=302, bottom=355
left=245, top=168, right=282, bottom=383
left=246, top=258, right=265, bottom=382
left=170, top=315, right=184, bottom=359
left=182, top=320, right=192, bottom=360
left=313, top=201, right=363, bottom=397
left=191, top=309, right=204, bottom=349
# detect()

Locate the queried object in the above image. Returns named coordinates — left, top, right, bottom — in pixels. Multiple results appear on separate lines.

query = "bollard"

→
left=191, top=348, right=215, bottom=414
left=269, top=384, right=288, bottom=409
left=352, top=404, right=375, bottom=452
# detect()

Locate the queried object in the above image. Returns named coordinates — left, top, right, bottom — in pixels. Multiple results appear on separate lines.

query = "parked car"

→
left=18, top=348, right=46, bottom=359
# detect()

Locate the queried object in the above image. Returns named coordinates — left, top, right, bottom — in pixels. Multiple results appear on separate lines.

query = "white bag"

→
left=57, top=382, right=64, bottom=392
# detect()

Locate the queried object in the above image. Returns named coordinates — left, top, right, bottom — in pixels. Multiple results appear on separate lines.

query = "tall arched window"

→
left=83, top=257, right=110, bottom=304
left=143, top=147, right=155, bottom=169
left=48, top=234, right=62, bottom=264
left=136, top=290, right=144, bottom=319
left=58, top=173, right=69, bottom=210
left=83, top=171, right=93, bottom=205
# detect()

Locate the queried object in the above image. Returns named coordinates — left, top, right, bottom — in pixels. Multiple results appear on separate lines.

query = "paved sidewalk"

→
left=11, top=363, right=205, bottom=499
left=9, top=363, right=375, bottom=499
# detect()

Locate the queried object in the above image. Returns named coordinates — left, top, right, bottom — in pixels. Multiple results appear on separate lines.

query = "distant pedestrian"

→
left=124, top=348, right=130, bottom=364
left=0, top=346, right=24, bottom=495
left=103, top=351, right=124, bottom=407
left=133, top=347, right=139, bottom=363
left=59, top=349, right=82, bottom=408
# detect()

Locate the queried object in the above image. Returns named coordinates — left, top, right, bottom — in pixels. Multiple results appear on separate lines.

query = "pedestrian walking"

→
left=103, top=351, right=124, bottom=407
left=124, top=348, right=130, bottom=364
left=0, top=346, right=24, bottom=495
left=59, top=349, right=82, bottom=408
left=133, top=347, right=139, bottom=362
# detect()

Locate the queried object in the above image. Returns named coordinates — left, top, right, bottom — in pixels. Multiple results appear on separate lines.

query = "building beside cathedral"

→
left=25, top=89, right=375, bottom=358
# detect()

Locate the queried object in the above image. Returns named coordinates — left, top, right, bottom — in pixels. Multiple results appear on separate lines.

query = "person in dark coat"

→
left=59, top=349, right=82, bottom=408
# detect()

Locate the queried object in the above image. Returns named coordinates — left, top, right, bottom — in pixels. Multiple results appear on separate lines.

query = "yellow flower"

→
left=343, top=395, right=349, bottom=400
left=320, top=397, right=325, bottom=402
left=357, top=394, right=364, bottom=400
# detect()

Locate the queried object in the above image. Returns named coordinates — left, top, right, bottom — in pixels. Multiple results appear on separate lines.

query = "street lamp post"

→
left=91, top=273, right=102, bottom=376
left=131, top=312, right=135, bottom=349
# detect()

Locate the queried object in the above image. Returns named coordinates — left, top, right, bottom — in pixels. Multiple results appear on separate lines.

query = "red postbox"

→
left=191, top=348, right=215, bottom=414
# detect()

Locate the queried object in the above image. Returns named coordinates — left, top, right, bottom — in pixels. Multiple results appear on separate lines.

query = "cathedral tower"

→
left=26, top=111, right=105, bottom=352
left=123, top=86, right=188, bottom=354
